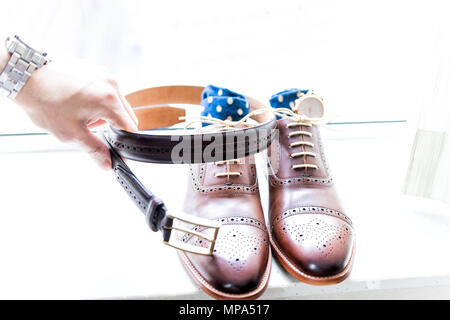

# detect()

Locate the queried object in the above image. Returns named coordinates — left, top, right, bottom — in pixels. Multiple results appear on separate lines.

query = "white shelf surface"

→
left=1, top=122, right=450, bottom=299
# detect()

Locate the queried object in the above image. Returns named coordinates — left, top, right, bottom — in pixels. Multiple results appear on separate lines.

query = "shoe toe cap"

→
left=272, top=210, right=354, bottom=278
left=185, top=224, right=270, bottom=295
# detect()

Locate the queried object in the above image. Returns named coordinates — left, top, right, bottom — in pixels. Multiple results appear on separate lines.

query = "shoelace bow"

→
left=272, top=107, right=327, bottom=173
left=180, top=108, right=269, bottom=179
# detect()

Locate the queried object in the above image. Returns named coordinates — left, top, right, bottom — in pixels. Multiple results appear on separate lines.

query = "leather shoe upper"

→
left=268, top=118, right=354, bottom=278
left=181, top=157, right=270, bottom=294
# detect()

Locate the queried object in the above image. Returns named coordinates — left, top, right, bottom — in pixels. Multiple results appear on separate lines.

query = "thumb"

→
left=76, top=128, right=112, bottom=170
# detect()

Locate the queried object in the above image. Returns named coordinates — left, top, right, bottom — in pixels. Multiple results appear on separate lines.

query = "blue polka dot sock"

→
left=270, top=88, right=310, bottom=110
left=270, top=88, right=311, bottom=119
left=200, top=85, right=250, bottom=126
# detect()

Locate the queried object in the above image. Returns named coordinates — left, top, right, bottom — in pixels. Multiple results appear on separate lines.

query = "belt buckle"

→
left=163, top=212, right=221, bottom=256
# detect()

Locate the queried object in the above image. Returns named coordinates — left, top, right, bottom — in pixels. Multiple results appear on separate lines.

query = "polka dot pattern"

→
left=270, top=88, right=310, bottom=119
left=200, top=85, right=250, bottom=126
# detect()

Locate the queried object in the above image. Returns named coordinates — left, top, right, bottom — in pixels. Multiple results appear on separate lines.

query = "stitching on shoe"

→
left=181, top=216, right=267, bottom=243
left=272, top=206, right=353, bottom=226
left=269, top=175, right=334, bottom=187
left=189, top=165, right=259, bottom=194
left=268, top=229, right=354, bottom=281
left=177, top=248, right=272, bottom=299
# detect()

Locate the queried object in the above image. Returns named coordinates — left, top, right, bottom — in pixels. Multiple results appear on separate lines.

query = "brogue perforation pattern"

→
left=269, top=175, right=333, bottom=187
left=189, top=165, right=259, bottom=194
left=274, top=215, right=352, bottom=258
left=108, top=136, right=171, bottom=155
left=107, top=134, right=271, bottom=157
left=182, top=218, right=269, bottom=273
left=115, top=170, right=147, bottom=211
left=213, top=228, right=268, bottom=272
left=216, top=216, right=267, bottom=232
left=272, top=206, right=353, bottom=226
left=181, top=216, right=267, bottom=243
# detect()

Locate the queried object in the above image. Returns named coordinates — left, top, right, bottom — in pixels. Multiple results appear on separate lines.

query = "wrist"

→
left=0, top=42, right=9, bottom=74
left=13, top=57, right=51, bottom=108
left=0, top=35, right=50, bottom=101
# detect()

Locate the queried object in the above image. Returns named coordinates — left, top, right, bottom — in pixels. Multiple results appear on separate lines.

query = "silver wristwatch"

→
left=0, top=35, right=50, bottom=99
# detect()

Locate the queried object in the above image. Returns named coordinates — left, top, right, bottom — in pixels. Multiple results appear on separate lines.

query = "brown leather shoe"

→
left=179, top=156, right=271, bottom=299
left=267, top=91, right=355, bottom=285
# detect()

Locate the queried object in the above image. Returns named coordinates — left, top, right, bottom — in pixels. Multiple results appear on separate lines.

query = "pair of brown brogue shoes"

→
left=177, top=89, right=355, bottom=300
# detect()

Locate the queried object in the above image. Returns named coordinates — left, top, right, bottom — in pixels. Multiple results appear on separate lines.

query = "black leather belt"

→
left=101, top=85, right=276, bottom=255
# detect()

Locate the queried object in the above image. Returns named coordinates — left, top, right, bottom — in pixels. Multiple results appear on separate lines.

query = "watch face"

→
left=296, top=95, right=324, bottom=118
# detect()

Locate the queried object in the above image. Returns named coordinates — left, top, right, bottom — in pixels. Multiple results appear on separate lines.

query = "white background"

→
left=0, top=0, right=448, bottom=134
left=0, top=0, right=450, bottom=299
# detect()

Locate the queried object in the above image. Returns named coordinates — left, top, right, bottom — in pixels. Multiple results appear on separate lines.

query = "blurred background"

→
left=0, top=1, right=450, bottom=299
left=0, top=0, right=446, bottom=133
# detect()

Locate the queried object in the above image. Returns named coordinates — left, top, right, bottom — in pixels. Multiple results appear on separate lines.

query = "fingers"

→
left=78, top=79, right=138, bottom=170
left=118, top=92, right=138, bottom=127
left=107, top=78, right=139, bottom=129
left=75, top=128, right=112, bottom=170
left=100, top=92, right=138, bottom=132
left=87, top=119, right=106, bottom=129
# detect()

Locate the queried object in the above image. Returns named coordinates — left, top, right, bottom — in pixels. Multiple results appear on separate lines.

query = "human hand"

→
left=14, top=58, right=138, bottom=169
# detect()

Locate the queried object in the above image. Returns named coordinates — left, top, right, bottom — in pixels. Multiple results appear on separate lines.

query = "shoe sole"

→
left=177, top=248, right=272, bottom=300
left=269, top=229, right=355, bottom=285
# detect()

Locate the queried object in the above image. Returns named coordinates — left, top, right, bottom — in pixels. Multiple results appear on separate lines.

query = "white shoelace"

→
left=272, top=107, right=327, bottom=172
left=180, top=109, right=269, bottom=179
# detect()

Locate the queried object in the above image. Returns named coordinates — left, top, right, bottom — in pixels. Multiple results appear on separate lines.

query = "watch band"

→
left=0, top=35, right=49, bottom=99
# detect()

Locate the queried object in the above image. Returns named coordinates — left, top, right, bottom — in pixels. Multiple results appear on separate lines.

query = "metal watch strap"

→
left=0, top=36, right=49, bottom=99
